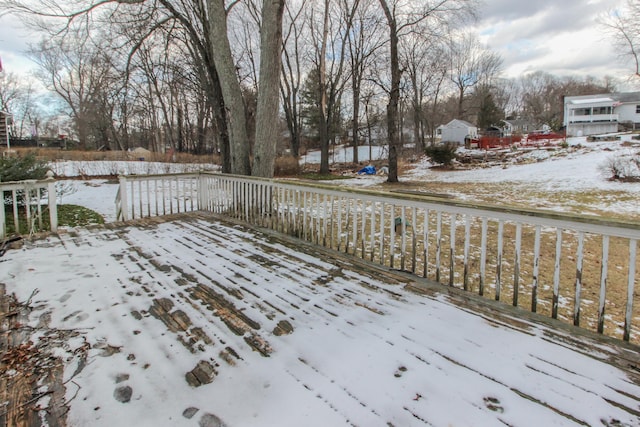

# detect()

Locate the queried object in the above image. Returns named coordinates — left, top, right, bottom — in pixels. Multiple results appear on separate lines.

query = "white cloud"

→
left=476, top=0, right=631, bottom=80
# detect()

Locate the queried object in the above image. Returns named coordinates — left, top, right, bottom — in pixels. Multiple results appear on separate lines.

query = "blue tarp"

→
left=357, top=165, right=376, bottom=175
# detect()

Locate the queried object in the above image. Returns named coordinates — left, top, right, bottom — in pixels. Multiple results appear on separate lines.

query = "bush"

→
left=0, top=153, right=49, bottom=182
left=425, top=142, right=458, bottom=166
left=274, top=156, right=300, bottom=176
left=599, top=152, right=640, bottom=181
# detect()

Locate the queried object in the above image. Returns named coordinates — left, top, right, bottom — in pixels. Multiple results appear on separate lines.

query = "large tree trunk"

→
left=351, top=78, right=360, bottom=164
left=252, top=0, right=285, bottom=178
left=207, top=0, right=251, bottom=175
left=379, top=0, right=399, bottom=183
left=318, top=0, right=331, bottom=175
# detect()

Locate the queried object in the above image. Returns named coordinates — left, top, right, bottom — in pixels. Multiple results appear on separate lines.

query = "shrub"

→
left=0, top=153, right=49, bottom=182
left=274, top=156, right=300, bottom=176
left=425, top=142, right=458, bottom=166
left=599, top=151, right=640, bottom=181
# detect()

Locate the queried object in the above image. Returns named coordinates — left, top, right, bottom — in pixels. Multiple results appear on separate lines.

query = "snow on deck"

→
left=2, top=214, right=640, bottom=426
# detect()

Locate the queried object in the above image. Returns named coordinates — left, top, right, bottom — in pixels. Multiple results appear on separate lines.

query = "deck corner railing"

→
left=115, top=171, right=640, bottom=344
left=0, top=170, right=58, bottom=239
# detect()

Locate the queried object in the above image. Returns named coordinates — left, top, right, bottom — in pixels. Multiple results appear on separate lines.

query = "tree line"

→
left=0, top=0, right=631, bottom=180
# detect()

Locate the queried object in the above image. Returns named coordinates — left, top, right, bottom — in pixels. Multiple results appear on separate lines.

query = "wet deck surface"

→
left=1, top=213, right=640, bottom=426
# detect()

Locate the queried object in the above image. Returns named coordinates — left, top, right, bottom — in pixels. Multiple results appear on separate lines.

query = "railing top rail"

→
left=118, top=172, right=201, bottom=180
left=200, top=171, right=640, bottom=236
left=0, top=178, right=52, bottom=190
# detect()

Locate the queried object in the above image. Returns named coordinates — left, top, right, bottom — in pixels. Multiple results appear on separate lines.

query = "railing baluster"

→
left=12, top=189, right=19, bottom=231
left=360, top=200, right=367, bottom=257
left=623, top=239, right=637, bottom=341
left=138, top=180, right=143, bottom=216
left=328, top=195, right=335, bottom=248
left=552, top=228, right=563, bottom=319
left=411, top=207, right=417, bottom=274
left=532, top=225, right=541, bottom=312
left=370, top=202, right=376, bottom=262
left=495, top=220, right=504, bottom=301
left=573, top=232, right=585, bottom=326
left=146, top=180, right=151, bottom=217
left=423, top=210, right=429, bottom=279
left=303, top=191, right=309, bottom=241
left=323, top=194, right=329, bottom=246
left=379, top=204, right=385, bottom=265
left=479, top=218, right=488, bottom=296
left=351, top=197, right=357, bottom=254
left=0, top=190, right=6, bottom=238
left=449, top=213, right=456, bottom=287
left=390, top=205, right=396, bottom=269
left=130, top=181, right=136, bottom=219
left=400, top=206, right=407, bottom=271
left=463, top=216, right=471, bottom=291
left=435, top=211, right=442, bottom=283
left=514, top=223, right=522, bottom=307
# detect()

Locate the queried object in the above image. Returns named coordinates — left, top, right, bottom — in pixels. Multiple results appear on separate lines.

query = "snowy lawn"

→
left=49, top=134, right=640, bottom=224
left=2, top=214, right=639, bottom=426
left=304, top=135, right=640, bottom=220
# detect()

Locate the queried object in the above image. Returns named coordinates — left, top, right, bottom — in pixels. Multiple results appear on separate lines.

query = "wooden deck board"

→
left=1, top=212, right=639, bottom=426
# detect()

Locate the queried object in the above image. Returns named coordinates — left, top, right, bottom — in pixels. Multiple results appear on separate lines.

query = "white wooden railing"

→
left=0, top=171, right=58, bottom=238
left=568, top=113, right=619, bottom=123
left=116, top=172, right=640, bottom=343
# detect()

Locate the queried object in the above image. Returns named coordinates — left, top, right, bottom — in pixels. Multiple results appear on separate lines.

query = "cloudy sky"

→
left=0, top=0, right=635, bottom=85
left=475, top=0, right=632, bottom=82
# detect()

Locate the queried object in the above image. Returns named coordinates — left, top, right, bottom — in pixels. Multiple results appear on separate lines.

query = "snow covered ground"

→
left=2, top=137, right=639, bottom=425
left=300, top=135, right=640, bottom=219
left=3, top=215, right=639, bottom=426
left=56, top=134, right=640, bottom=224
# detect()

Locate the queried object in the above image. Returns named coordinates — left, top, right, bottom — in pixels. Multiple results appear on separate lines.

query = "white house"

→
left=502, top=119, right=535, bottom=135
left=436, top=119, right=478, bottom=145
left=564, top=92, right=640, bottom=137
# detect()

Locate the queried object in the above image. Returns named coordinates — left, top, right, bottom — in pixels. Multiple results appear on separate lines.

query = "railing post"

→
left=198, top=172, right=206, bottom=211
left=0, top=187, right=5, bottom=239
left=118, top=173, right=129, bottom=221
left=46, top=170, right=57, bottom=233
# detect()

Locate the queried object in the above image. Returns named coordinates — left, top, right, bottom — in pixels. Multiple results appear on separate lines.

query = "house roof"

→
left=566, top=92, right=640, bottom=105
left=444, top=119, right=476, bottom=128
left=569, top=97, right=614, bottom=105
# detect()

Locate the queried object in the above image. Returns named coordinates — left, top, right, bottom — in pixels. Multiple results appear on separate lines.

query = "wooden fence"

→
left=116, top=172, right=640, bottom=343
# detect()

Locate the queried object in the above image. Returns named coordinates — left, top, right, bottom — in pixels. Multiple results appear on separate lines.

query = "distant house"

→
left=502, top=119, right=535, bottom=135
left=563, top=92, right=640, bottom=137
left=436, top=119, right=478, bottom=145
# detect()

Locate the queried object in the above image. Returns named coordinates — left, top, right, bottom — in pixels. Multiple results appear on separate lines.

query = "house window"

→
left=636, top=105, right=640, bottom=114
left=593, top=106, right=612, bottom=115
left=573, top=108, right=591, bottom=116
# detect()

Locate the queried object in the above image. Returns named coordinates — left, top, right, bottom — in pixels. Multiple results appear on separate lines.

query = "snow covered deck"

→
left=2, top=213, right=640, bottom=426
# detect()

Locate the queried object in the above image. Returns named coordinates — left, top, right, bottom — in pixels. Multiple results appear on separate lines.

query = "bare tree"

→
left=377, top=0, right=474, bottom=182
left=603, top=0, right=640, bottom=79
left=0, top=73, right=45, bottom=138
left=448, top=31, right=502, bottom=121
left=301, top=0, right=354, bottom=174
left=346, top=0, right=384, bottom=164
left=280, top=0, right=307, bottom=158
